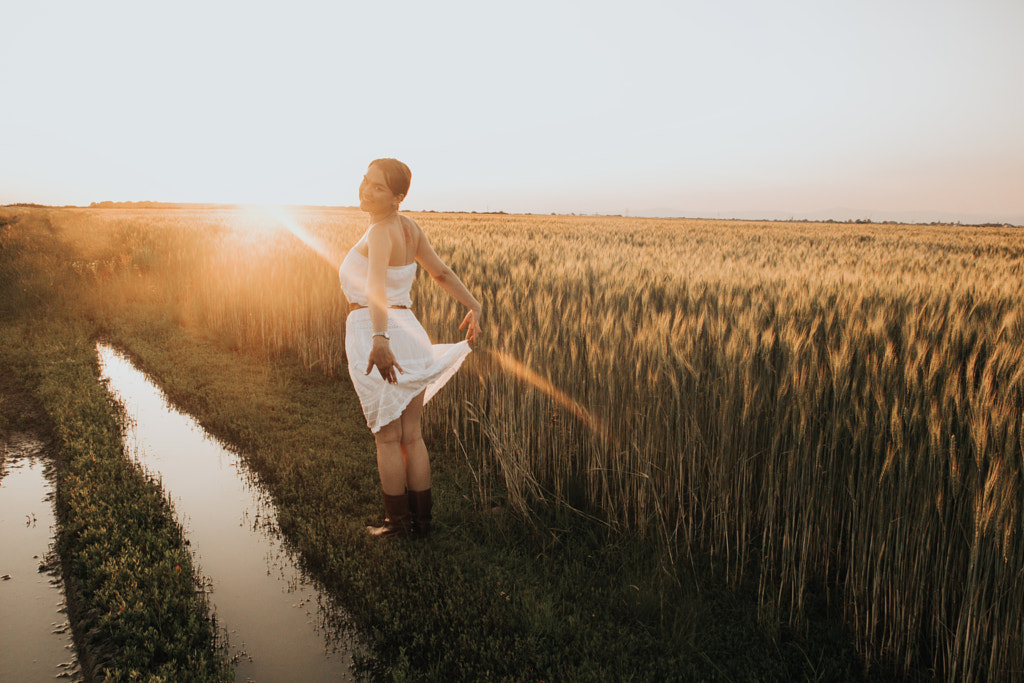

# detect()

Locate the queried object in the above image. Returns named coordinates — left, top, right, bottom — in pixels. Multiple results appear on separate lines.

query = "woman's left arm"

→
left=414, top=227, right=483, bottom=344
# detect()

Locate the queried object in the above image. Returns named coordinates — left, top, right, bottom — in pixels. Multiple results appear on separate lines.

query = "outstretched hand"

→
left=459, top=308, right=482, bottom=344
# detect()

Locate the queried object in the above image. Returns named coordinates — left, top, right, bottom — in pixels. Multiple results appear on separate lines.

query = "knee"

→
left=395, top=432, right=419, bottom=448
left=400, top=425, right=424, bottom=449
left=374, top=423, right=402, bottom=448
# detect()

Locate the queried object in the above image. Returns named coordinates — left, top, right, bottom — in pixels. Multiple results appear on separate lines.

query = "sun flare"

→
left=242, top=205, right=341, bottom=270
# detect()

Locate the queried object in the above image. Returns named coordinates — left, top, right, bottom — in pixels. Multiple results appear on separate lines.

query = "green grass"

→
left=0, top=209, right=231, bottom=682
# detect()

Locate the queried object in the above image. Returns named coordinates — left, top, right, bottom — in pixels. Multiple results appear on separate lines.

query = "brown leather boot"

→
left=407, top=489, right=432, bottom=538
left=367, top=492, right=411, bottom=539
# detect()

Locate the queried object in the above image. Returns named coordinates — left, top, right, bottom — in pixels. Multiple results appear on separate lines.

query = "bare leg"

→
left=400, top=392, right=430, bottom=491
left=368, top=419, right=412, bottom=538
left=373, top=419, right=407, bottom=496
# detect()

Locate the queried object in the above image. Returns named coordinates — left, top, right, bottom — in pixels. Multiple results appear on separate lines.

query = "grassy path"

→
left=0, top=321, right=232, bottom=682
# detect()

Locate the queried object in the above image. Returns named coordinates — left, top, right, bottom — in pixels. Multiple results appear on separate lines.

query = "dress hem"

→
left=349, top=339, right=472, bottom=433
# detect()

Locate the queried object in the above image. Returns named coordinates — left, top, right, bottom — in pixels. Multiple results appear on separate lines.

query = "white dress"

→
left=339, top=248, right=471, bottom=433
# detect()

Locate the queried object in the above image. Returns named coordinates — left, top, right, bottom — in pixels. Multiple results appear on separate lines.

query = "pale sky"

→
left=3, top=1, right=1022, bottom=224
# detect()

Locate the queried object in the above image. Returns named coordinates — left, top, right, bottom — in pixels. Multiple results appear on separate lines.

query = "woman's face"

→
left=359, top=165, right=399, bottom=215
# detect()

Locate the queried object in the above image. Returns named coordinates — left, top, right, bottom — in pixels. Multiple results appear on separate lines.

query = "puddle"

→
left=96, top=344, right=360, bottom=682
left=0, top=433, right=82, bottom=682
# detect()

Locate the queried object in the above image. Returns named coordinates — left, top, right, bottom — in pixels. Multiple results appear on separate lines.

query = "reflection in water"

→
left=0, top=434, right=82, bottom=682
left=97, top=344, right=359, bottom=682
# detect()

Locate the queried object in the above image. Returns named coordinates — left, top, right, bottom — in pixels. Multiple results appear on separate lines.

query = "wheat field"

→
left=44, top=205, right=1024, bottom=680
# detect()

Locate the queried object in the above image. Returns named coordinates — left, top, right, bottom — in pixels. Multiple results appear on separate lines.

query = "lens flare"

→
left=483, top=349, right=612, bottom=447
left=260, top=205, right=341, bottom=269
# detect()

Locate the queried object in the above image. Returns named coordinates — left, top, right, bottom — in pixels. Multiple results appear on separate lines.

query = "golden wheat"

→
left=44, top=206, right=1024, bottom=681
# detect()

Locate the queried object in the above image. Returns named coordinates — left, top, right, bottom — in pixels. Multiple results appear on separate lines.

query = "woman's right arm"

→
left=415, top=227, right=482, bottom=343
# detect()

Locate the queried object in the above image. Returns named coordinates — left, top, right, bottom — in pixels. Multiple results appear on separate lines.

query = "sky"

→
left=2, top=0, right=1022, bottom=224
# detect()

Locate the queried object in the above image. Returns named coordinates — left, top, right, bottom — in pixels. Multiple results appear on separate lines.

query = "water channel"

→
left=96, top=343, right=359, bottom=682
left=0, top=433, right=81, bottom=682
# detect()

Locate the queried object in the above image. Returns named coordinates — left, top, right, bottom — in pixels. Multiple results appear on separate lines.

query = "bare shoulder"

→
left=367, top=217, right=395, bottom=238
left=363, top=219, right=394, bottom=258
left=397, top=213, right=424, bottom=238
left=397, top=213, right=426, bottom=254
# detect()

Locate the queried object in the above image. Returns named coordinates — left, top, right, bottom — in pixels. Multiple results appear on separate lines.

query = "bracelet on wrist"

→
left=373, top=331, right=390, bottom=341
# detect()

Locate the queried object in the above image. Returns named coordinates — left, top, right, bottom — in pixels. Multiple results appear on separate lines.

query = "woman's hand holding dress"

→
left=366, top=337, right=404, bottom=384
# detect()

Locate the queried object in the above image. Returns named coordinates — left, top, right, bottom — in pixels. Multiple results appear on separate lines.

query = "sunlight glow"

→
left=260, top=206, right=340, bottom=270
left=238, top=205, right=285, bottom=236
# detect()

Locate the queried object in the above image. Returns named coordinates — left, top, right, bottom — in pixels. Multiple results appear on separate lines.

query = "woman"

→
left=339, top=158, right=482, bottom=539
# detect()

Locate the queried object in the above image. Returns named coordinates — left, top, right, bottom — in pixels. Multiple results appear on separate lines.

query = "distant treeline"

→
left=89, top=201, right=243, bottom=209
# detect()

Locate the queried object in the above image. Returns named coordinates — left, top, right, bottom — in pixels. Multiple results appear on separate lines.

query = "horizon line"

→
left=3, top=200, right=1021, bottom=228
